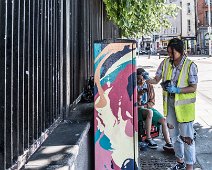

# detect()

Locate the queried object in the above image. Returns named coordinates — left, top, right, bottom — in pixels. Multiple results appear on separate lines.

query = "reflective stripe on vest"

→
left=162, top=57, right=196, bottom=122
left=175, top=97, right=196, bottom=106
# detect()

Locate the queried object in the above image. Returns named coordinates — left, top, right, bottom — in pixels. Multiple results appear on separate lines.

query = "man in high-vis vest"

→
left=146, top=38, right=198, bottom=170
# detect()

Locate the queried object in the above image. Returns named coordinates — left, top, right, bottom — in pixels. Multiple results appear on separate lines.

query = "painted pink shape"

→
left=95, top=135, right=114, bottom=170
left=125, top=119, right=133, bottom=137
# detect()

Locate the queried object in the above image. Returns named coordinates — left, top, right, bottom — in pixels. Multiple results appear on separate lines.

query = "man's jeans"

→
left=166, top=96, right=196, bottom=165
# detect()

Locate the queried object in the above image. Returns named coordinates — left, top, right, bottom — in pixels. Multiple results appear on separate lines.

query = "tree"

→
left=103, top=0, right=180, bottom=37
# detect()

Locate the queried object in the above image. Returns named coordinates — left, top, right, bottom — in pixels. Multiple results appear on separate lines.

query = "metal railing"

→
left=0, top=0, right=62, bottom=169
left=0, top=0, right=120, bottom=169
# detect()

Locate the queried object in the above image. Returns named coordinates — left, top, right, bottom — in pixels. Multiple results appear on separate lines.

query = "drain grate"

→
left=138, top=133, right=202, bottom=169
left=140, top=153, right=202, bottom=170
left=140, top=158, right=175, bottom=170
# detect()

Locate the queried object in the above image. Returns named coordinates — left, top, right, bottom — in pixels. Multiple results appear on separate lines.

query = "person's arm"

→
left=146, top=75, right=161, bottom=85
left=143, top=84, right=155, bottom=108
left=146, top=60, right=164, bottom=84
left=179, top=84, right=197, bottom=94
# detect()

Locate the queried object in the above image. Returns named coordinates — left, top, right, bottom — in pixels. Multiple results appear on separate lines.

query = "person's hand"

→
left=143, top=72, right=150, bottom=80
left=166, top=85, right=180, bottom=94
left=138, top=89, right=147, bottom=96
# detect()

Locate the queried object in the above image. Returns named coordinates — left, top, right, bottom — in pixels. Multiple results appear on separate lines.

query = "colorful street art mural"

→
left=94, top=40, right=139, bottom=170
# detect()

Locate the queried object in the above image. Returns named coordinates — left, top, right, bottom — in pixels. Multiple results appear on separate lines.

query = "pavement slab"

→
left=196, top=153, right=212, bottom=170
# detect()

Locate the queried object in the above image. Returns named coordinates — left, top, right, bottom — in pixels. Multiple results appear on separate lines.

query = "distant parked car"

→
left=136, top=48, right=148, bottom=55
left=157, top=47, right=168, bottom=57
left=140, top=49, right=148, bottom=55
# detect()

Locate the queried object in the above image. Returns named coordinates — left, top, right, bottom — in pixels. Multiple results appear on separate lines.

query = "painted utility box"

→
left=94, top=39, right=139, bottom=170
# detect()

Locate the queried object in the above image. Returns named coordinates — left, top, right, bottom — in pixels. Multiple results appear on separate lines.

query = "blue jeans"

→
left=166, top=97, right=196, bottom=165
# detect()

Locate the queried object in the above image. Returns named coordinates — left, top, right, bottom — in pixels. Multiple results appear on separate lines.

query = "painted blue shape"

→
left=100, top=60, right=132, bottom=87
left=101, top=45, right=132, bottom=77
left=95, top=129, right=102, bottom=143
left=94, top=43, right=102, bottom=59
left=127, top=72, right=137, bottom=101
left=99, top=134, right=113, bottom=150
left=121, top=158, right=138, bottom=170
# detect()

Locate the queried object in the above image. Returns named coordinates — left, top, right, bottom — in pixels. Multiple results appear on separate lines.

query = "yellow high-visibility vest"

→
left=162, top=57, right=196, bottom=122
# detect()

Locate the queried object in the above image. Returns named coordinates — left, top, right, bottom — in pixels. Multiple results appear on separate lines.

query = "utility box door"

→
left=94, top=40, right=139, bottom=170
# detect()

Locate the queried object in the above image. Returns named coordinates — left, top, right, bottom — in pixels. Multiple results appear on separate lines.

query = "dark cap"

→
left=137, top=68, right=146, bottom=76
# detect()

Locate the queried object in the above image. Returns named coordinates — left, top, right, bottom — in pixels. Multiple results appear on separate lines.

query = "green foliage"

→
left=103, top=0, right=180, bottom=38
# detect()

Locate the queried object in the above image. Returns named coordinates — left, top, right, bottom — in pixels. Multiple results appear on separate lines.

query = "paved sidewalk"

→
left=137, top=55, right=212, bottom=170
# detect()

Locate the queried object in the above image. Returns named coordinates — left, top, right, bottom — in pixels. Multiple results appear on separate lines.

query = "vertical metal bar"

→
left=47, top=0, right=50, bottom=126
left=10, top=0, right=15, bottom=165
left=23, top=0, right=28, bottom=152
left=39, top=0, right=42, bottom=135
left=89, top=0, right=93, bottom=76
left=78, top=0, right=83, bottom=93
left=52, top=0, right=54, bottom=120
left=18, top=0, right=24, bottom=157
left=55, top=0, right=58, bottom=118
left=0, top=0, right=6, bottom=167
left=9, top=0, right=18, bottom=161
left=65, top=0, right=70, bottom=118
left=87, top=0, right=90, bottom=77
left=4, top=0, right=8, bottom=169
left=37, top=0, right=41, bottom=137
left=55, top=0, right=57, bottom=118
left=60, top=0, right=64, bottom=120
left=36, top=0, right=40, bottom=139
left=101, top=0, right=103, bottom=39
left=62, top=0, right=66, bottom=118
left=56, top=0, right=60, bottom=118
left=22, top=0, right=26, bottom=153
left=43, top=0, right=47, bottom=129
left=78, top=0, right=86, bottom=98
left=57, top=0, right=60, bottom=117
left=27, top=0, right=31, bottom=148
left=17, top=0, right=21, bottom=158
left=53, top=0, right=56, bottom=119
left=49, top=0, right=51, bottom=123
left=73, top=0, right=79, bottom=99
left=53, top=0, right=55, bottom=120
left=50, top=0, right=53, bottom=123
left=70, top=0, right=74, bottom=103
left=40, top=0, right=43, bottom=132
left=32, top=0, right=35, bottom=144
left=34, top=0, right=37, bottom=140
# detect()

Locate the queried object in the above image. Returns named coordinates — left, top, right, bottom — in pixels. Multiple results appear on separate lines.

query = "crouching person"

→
left=137, top=68, right=174, bottom=151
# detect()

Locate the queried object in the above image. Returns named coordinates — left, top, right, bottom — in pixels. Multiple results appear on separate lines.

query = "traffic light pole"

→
left=208, top=0, right=212, bottom=57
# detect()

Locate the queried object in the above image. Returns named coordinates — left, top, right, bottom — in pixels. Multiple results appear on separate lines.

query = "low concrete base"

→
left=24, top=102, right=94, bottom=170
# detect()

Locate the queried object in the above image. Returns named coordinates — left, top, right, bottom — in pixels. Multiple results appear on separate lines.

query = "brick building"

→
left=197, top=0, right=212, bottom=54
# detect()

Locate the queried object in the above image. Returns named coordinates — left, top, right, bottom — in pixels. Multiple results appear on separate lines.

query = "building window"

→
left=170, top=27, right=177, bottom=34
left=205, top=11, right=212, bottom=25
left=187, top=20, right=191, bottom=32
left=173, top=27, right=177, bottom=34
left=187, top=3, right=191, bottom=14
left=163, top=42, right=168, bottom=47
